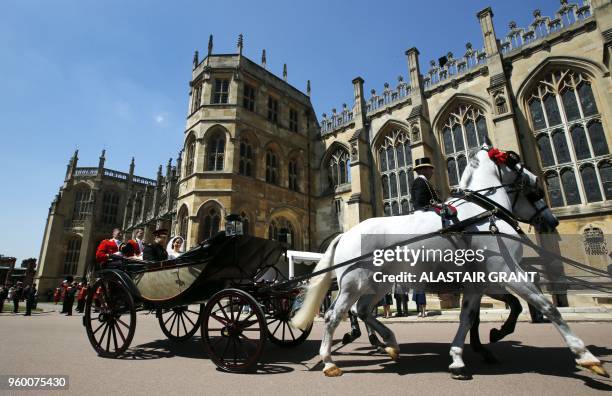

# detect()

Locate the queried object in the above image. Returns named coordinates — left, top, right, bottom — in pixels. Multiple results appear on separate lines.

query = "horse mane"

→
left=458, top=152, right=480, bottom=189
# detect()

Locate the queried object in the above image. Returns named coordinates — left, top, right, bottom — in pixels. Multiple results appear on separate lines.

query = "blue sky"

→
left=0, top=0, right=560, bottom=263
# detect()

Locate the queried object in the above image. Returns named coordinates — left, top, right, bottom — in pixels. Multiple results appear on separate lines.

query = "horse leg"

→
left=449, top=291, right=483, bottom=380
left=320, top=289, right=359, bottom=377
left=469, top=300, right=499, bottom=364
left=489, top=293, right=522, bottom=343
left=342, top=310, right=362, bottom=345
left=505, top=280, right=609, bottom=378
left=355, top=293, right=400, bottom=361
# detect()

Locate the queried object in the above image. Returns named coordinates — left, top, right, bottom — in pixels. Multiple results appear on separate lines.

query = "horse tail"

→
left=290, top=233, right=343, bottom=330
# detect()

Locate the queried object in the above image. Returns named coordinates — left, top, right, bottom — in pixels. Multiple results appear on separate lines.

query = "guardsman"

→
left=143, top=229, right=169, bottom=262
left=24, top=283, right=37, bottom=316
left=411, top=157, right=441, bottom=210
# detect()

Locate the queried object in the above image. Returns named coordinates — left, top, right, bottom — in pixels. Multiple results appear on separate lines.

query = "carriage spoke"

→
left=92, top=322, right=105, bottom=335
left=184, top=312, right=196, bottom=327
left=180, top=313, right=188, bottom=335
left=232, top=337, right=238, bottom=366
left=235, top=337, right=249, bottom=360
left=215, top=302, right=231, bottom=322
left=220, top=337, right=231, bottom=359
left=271, top=320, right=282, bottom=336
left=235, top=303, right=244, bottom=320
left=186, top=309, right=200, bottom=315
left=210, top=313, right=228, bottom=326
left=287, top=322, right=296, bottom=341
left=116, top=317, right=130, bottom=330
left=114, top=321, right=126, bottom=343
left=111, top=323, right=119, bottom=352
left=266, top=318, right=279, bottom=326
left=105, top=323, right=112, bottom=353
left=96, top=323, right=109, bottom=349
left=169, top=311, right=178, bottom=335
left=282, top=322, right=286, bottom=341
left=164, top=312, right=176, bottom=327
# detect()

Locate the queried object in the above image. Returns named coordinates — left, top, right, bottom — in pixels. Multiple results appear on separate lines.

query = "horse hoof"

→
left=578, top=362, right=610, bottom=378
left=450, top=367, right=472, bottom=380
left=489, top=328, right=502, bottom=343
left=385, top=347, right=400, bottom=361
left=342, top=333, right=353, bottom=345
left=323, top=365, right=343, bottom=377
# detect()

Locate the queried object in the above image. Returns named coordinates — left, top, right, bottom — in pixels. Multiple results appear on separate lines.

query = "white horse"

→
left=291, top=146, right=608, bottom=379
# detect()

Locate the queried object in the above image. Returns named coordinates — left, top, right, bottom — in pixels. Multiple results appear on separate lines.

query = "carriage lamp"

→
left=225, top=214, right=244, bottom=236
left=278, top=228, right=292, bottom=246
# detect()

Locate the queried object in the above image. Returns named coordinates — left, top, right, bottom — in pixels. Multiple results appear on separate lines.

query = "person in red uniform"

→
left=95, top=228, right=123, bottom=264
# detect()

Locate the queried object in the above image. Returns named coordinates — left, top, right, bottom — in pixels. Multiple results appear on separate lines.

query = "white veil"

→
left=166, top=236, right=185, bottom=259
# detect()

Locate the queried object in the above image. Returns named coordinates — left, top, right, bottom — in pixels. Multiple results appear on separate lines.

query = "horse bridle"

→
left=476, top=148, right=549, bottom=225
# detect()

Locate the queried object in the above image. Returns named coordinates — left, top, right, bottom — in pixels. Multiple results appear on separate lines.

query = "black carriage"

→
left=82, top=232, right=312, bottom=373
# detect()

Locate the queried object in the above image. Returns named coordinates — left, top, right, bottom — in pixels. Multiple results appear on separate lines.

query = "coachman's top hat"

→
left=413, top=157, right=435, bottom=170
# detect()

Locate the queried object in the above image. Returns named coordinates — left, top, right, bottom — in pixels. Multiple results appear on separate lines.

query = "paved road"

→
left=1, top=308, right=611, bottom=396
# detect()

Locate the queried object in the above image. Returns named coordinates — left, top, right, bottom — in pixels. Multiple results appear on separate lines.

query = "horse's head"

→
left=461, top=144, right=559, bottom=231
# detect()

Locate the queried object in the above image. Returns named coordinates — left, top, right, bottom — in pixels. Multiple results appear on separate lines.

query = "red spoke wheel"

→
left=266, top=296, right=312, bottom=348
left=201, top=289, right=266, bottom=373
left=158, top=304, right=203, bottom=342
left=84, top=277, right=136, bottom=358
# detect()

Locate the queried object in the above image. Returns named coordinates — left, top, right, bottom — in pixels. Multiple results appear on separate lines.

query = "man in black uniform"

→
left=411, top=157, right=440, bottom=210
left=143, top=228, right=169, bottom=261
left=24, top=283, right=37, bottom=316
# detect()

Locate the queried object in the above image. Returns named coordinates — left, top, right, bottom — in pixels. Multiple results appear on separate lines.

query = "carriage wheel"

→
left=201, top=289, right=266, bottom=373
left=266, top=296, right=312, bottom=347
left=157, top=304, right=204, bottom=342
left=84, top=277, right=136, bottom=358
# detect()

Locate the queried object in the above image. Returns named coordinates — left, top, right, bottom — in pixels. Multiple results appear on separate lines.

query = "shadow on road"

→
left=117, top=336, right=612, bottom=389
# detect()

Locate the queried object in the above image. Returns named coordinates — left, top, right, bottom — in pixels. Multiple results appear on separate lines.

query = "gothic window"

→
left=537, top=134, right=555, bottom=167
left=269, top=217, right=296, bottom=249
left=267, top=96, right=279, bottom=123
left=191, top=82, right=202, bottom=113
left=63, top=237, right=81, bottom=275
left=102, top=191, right=120, bottom=225
left=527, top=69, right=610, bottom=207
left=588, top=121, right=609, bottom=157
left=177, top=206, right=188, bottom=240
left=328, top=147, right=351, bottom=189
left=545, top=171, right=564, bottom=208
left=73, top=188, right=91, bottom=220
left=599, top=161, right=612, bottom=200
left=212, top=79, right=229, bottom=104
left=185, top=135, right=196, bottom=174
left=288, top=160, right=299, bottom=191
left=134, top=194, right=143, bottom=221
left=265, top=150, right=279, bottom=184
left=561, top=168, right=581, bottom=206
left=583, top=226, right=607, bottom=256
left=206, top=132, right=225, bottom=171
left=239, top=138, right=253, bottom=177
left=289, top=108, right=299, bottom=132
left=580, top=164, right=602, bottom=203
left=243, top=83, right=256, bottom=111
left=200, top=207, right=221, bottom=241
left=441, top=104, right=489, bottom=187
left=377, top=129, right=412, bottom=216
